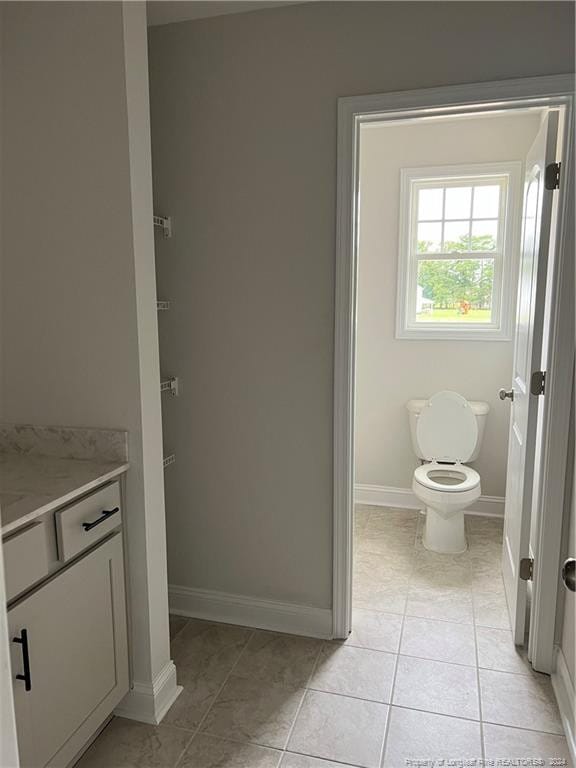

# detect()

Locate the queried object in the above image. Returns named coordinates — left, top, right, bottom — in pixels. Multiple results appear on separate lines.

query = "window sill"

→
left=396, top=325, right=512, bottom=341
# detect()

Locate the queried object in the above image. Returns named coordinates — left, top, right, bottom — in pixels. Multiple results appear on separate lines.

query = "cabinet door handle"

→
left=82, top=507, right=120, bottom=532
left=13, top=629, right=32, bottom=691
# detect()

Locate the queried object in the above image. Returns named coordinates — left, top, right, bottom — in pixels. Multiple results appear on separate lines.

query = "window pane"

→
left=471, top=219, right=498, bottom=250
left=418, top=188, right=443, bottom=220
left=445, top=186, right=472, bottom=219
left=443, top=221, right=470, bottom=252
left=473, top=185, right=500, bottom=219
left=415, top=258, right=494, bottom=324
left=417, top=222, right=442, bottom=253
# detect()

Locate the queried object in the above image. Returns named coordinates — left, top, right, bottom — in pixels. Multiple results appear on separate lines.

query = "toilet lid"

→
left=416, top=391, right=478, bottom=462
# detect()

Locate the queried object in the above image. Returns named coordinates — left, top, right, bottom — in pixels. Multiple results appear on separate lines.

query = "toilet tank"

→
left=406, top=397, right=489, bottom=462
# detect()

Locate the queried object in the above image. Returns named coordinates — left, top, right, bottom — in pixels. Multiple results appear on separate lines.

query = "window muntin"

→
left=397, top=164, right=520, bottom=340
left=415, top=182, right=502, bottom=257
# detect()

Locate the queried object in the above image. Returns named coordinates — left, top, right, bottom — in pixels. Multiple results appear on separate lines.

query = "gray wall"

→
left=355, top=112, right=541, bottom=498
left=1, top=1, right=171, bottom=689
left=148, top=1, right=574, bottom=609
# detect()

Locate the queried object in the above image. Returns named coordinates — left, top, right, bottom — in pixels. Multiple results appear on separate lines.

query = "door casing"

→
left=333, top=75, right=574, bottom=674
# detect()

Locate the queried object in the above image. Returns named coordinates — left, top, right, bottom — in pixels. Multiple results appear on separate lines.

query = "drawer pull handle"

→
left=82, top=507, right=120, bottom=532
left=13, top=629, right=32, bottom=691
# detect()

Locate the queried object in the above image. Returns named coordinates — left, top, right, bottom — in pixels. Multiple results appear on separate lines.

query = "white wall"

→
left=1, top=1, right=175, bottom=719
left=148, top=1, right=574, bottom=612
left=355, top=112, right=541, bottom=498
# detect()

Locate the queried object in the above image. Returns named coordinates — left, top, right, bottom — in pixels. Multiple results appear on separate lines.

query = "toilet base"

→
left=422, top=507, right=467, bottom=554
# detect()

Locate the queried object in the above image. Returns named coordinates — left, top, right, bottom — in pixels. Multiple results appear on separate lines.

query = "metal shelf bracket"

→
left=153, top=214, right=172, bottom=239
left=160, top=376, right=179, bottom=397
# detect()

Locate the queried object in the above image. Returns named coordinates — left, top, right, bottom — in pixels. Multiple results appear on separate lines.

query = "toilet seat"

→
left=414, top=461, right=480, bottom=493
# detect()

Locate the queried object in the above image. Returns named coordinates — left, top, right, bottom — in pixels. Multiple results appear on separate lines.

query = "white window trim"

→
left=396, top=161, right=522, bottom=341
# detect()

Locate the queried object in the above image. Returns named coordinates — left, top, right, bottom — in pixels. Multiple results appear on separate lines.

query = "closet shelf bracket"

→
left=160, top=376, right=179, bottom=397
left=153, top=214, right=172, bottom=239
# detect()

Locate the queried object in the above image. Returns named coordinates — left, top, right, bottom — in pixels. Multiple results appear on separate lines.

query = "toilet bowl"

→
left=413, top=461, right=480, bottom=553
left=407, top=391, right=489, bottom=554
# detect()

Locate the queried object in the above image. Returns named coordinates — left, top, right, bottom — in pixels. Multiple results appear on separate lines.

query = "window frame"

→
left=396, top=161, right=522, bottom=341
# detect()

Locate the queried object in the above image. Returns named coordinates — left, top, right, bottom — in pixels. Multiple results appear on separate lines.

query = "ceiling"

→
left=146, top=1, right=304, bottom=27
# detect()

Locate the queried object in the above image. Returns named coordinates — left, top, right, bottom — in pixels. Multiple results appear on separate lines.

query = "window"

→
left=396, top=162, right=521, bottom=340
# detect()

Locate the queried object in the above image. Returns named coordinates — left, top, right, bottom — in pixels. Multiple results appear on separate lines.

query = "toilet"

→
left=406, top=391, right=489, bottom=554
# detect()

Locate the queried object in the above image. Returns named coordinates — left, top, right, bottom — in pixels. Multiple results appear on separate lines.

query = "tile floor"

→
left=77, top=506, right=572, bottom=768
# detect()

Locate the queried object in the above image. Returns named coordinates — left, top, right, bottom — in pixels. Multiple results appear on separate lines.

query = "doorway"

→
left=352, top=109, right=532, bottom=634
left=333, top=76, right=574, bottom=665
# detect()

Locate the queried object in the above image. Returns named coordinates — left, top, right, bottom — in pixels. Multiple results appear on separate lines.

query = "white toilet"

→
left=406, top=391, right=489, bottom=554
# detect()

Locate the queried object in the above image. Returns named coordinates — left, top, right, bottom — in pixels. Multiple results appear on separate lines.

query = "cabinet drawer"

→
left=3, top=522, right=49, bottom=602
left=55, top=482, right=121, bottom=561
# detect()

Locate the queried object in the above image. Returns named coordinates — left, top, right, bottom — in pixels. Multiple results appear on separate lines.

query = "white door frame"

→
left=333, top=75, right=575, bottom=654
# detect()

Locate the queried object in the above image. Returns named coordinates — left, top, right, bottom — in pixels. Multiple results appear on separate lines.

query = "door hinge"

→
left=530, top=370, right=546, bottom=396
left=545, top=162, right=561, bottom=190
left=520, top=557, right=534, bottom=581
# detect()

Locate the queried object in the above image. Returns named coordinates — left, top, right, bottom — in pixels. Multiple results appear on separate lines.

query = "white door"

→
left=501, top=111, right=559, bottom=645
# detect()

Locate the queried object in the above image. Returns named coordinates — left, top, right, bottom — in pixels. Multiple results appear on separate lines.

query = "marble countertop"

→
left=0, top=454, right=129, bottom=535
left=0, top=424, right=129, bottom=536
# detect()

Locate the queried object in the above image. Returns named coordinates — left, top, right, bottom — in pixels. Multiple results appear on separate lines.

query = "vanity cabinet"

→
left=8, top=532, right=128, bottom=768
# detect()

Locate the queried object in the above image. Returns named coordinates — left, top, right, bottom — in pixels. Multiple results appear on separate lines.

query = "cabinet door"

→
left=8, top=533, right=128, bottom=768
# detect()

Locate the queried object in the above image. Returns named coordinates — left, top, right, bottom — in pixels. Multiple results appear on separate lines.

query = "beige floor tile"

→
left=364, top=508, right=419, bottom=531
left=180, top=734, right=282, bottom=768
left=468, top=537, right=503, bottom=563
left=480, top=669, right=563, bottom=734
left=405, top=585, right=474, bottom=624
left=281, top=755, right=357, bottom=767
left=354, top=506, right=372, bottom=533
left=354, top=579, right=408, bottom=615
left=400, top=616, right=476, bottom=666
left=342, top=608, right=402, bottom=653
left=287, top=690, right=388, bottom=768
left=466, top=516, right=504, bottom=536
left=473, top=590, right=511, bottom=629
left=169, top=614, right=188, bottom=641
left=354, top=550, right=412, bottom=584
left=232, top=631, right=322, bottom=687
left=355, top=535, right=416, bottom=562
left=360, top=518, right=417, bottom=550
left=468, top=558, right=507, bottom=592
left=413, top=542, right=471, bottom=567
left=164, top=621, right=252, bottom=729
left=353, top=551, right=410, bottom=614
left=170, top=620, right=252, bottom=672
left=393, top=655, right=480, bottom=720
left=311, top=643, right=396, bottom=702
left=410, top=558, right=472, bottom=590
left=382, top=707, right=482, bottom=768
left=483, top=723, right=572, bottom=764
left=76, top=718, right=193, bottom=768
left=163, top=670, right=224, bottom=730
left=476, top=626, right=531, bottom=675
left=201, top=675, right=305, bottom=749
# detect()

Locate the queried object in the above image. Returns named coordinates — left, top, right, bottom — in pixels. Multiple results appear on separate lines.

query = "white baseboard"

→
left=115, top=660, right=182, bottom=725
left=354, top=483, right=505, bottom=517
left=552, top=645, right=576, bottom=764
left=169, top=585, right=333, bottom=639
